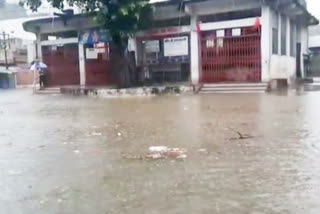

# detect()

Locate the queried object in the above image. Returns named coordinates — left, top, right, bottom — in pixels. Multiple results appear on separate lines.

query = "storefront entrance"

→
left=42, top=44, right=80, bottom=86
left=201, top=27, right=261, bottom=83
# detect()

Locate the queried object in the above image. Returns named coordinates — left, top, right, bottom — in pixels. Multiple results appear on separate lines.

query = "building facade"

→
left=136, top=0, right=317, bottom=86
left=23, top=0, right=318, bottom=88
left=23, top=14, right=116, bottom=87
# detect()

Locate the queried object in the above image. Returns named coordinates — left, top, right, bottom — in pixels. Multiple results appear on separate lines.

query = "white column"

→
left=78, top=43, right=86, bottom=86
left=36, top=33, right=42, bottom=60
left=286, top=17, right=291, bottom=57
left=27, top=41, right=36, bottom=64
left=261, top=5, right=271, bottom=82
left=190, top=16, right=200, bottom=85
left=278, top=13, right=281, bottom=55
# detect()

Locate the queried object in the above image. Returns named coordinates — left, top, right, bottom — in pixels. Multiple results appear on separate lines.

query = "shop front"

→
left=135, top=26, right=191, bottom=84
left=79, top=29, right=115, bottom=86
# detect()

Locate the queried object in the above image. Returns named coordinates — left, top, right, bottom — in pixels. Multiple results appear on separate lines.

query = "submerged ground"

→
left=1, top=89, right=320, bottom=214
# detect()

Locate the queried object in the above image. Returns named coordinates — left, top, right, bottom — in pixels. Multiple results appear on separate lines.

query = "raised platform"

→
left=34, top=87, right=61, bottom=95
left=60, top=85, right=193, bottom=98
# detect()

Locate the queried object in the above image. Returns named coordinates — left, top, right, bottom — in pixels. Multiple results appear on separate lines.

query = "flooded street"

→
left=1, top=89, right=320, bottom=214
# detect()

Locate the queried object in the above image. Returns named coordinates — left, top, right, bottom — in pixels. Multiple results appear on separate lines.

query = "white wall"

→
left=0, top=50, right=14, bottom=64
left=268, top=8, right=302, bottom=84
left=270, top=55, right=296, bottom=84
left=199, top=17, right=257, bottom=31
left=309, top=35, right=320, bottom=48
left=35, top=16, right=99, bottom=34
left=186, top=0, right=260, bottom=16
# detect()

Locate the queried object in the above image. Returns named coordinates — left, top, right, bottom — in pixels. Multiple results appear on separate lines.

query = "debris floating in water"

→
left=145, top=153, right=164, bottom=160
left=149, top=146, right=168, bottom=153
left=91, top=132, right=102, bottom=136
left=122, top=154, right=143, bottom=160
left=197, top=148, right=208, bottom=154
left=124, top=146, right=188, bottom=160
left=176, top=154, right=187, bottom=159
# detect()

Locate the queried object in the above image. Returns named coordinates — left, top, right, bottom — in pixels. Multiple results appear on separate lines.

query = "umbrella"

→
left=29, top=61, right=47, bottom=92
left=29, top=62, right=47, bottom=71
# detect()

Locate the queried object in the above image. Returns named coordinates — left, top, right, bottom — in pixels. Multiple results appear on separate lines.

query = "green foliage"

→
left=20, top=0, right=153, bottom=36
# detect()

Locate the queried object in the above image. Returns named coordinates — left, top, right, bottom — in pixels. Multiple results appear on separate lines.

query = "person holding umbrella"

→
left=30, top=59, right=47, bottom=90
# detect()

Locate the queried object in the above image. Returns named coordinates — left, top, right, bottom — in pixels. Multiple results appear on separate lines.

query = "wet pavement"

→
left=1, top=89, right=320, bottom=214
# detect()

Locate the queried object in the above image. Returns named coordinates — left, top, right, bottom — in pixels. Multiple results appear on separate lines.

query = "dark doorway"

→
left=296, top=43, right=301, bottom=78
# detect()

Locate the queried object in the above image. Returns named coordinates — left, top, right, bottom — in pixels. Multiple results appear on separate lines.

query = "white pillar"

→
left=27, top=41, right=36, bottom=64
left=36, top=33, right=42, bottom=60
left=190, top=16, right=200, bottom=85
left=278, top=12, right=281, bottom=55
left=286, top=17, right=291, bottom=57
left=261, top=5, right=271, bottom=82
left=78, top=43, right=86, bottom=86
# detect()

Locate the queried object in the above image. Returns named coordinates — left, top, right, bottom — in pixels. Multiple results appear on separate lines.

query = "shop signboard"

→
left=163, top=36, right=188, bottom=57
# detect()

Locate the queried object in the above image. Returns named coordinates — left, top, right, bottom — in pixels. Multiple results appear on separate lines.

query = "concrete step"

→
left=199, top=83, right=268, bottom=94
left=202, top=83, right=268, bottom=88
left=201, top=87, right=267, bottom=91
left=34, top=87, right=61, bottom=94
left=200, top=90, right=265, bottom=94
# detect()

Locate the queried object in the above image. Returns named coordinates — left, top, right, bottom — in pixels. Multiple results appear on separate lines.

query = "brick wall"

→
left=16, top=70, right=37, bottom=86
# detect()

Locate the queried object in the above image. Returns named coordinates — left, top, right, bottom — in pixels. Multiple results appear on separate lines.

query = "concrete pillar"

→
left=286, top=17, right=290, bottom=57
left=278, top=12, right=281, bottom=55
left=261, top=5, right=271, bottom=82
left=300, top=25, right=308, bottom=78
left=36, top=33, right=42, bottom=60
left=27, top=41, right=36, bottom=64
left=78, top=43, right=86, bottom=86
left=190, top=16, right=200, bottom=85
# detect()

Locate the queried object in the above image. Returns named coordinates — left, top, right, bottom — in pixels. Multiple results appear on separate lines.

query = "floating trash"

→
left=145, top=153, right=164, bottom=160
left=91, top=132, right=102, bottom=136
left=197, top=148, right=208, bottom=153
left=148, top=146, right=168, bottom=153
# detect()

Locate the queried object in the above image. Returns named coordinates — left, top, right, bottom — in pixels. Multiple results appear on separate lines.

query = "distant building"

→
left=0, top=0, right=27, bottom=20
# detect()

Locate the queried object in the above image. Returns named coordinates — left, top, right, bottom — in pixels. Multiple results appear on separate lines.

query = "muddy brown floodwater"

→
left=1, top=89, right=320, bottom=214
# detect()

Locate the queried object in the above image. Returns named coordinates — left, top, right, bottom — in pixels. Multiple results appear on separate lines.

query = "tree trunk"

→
left=110, top=34, right=136, bottom=88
